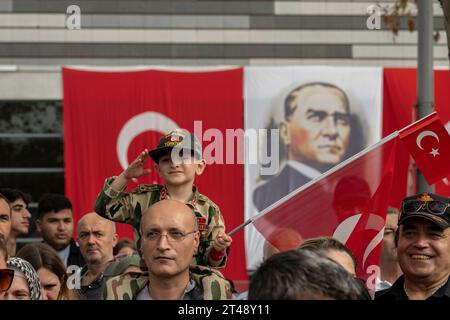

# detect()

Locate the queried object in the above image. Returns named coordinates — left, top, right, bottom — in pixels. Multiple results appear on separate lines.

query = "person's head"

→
left=263, top=228, right=303, bottom=261
left=76, top=212, right=118, bottom=268
left=16, top=243, right=69, bottom=300
left=0, top=237, right=7, bottom=268
left=248, top=250, right=369, bottom=300
left=299, top=237, right=357, bottom=276
left=0, top=238, right=12, bottom=299
left=0, top=193, right=11, bottom=244
left=140, top=199, right=199, bottom=280
left=396, top=192, right=450, bottom=286
left=0, top=188, right=31, bottom=238
left=281, top=83, right=351, bottom=172
left=113, top=238, right=137, bottom=258
left=4, top=257, right=41, bottom=300
left=36, top=193, right=74, bottom=251
left=149, top=129, right=206, bottom=187
left=381, top=207, right=400, bottom=264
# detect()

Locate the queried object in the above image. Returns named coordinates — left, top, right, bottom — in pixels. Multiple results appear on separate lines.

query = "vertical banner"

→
left=62, top=67, right=246, bottom=281
left=244, top=66, right=383, bottom=271
left=383, top=68, right=450, bottom=201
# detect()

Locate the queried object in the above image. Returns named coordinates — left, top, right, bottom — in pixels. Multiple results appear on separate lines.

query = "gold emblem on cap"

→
left=417, top=193, right=434, bottom=202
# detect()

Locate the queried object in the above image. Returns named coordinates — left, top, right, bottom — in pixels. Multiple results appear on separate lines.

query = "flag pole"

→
left=417, top=0, right=435, bottom=193
left=228, top=130, right=400, bottom=237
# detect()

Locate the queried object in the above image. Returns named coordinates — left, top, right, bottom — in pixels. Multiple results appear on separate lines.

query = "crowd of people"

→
left=0, top=128, right=449, bottom=300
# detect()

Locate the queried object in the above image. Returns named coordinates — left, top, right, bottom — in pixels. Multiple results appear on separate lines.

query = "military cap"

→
left=149, top=129, right=202, bottom=163
left=399, top=192, right=450, bottom=229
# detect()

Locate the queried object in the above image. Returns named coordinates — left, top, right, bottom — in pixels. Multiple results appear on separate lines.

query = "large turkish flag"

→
left=383, top=68, right=450, bottom=204
left=62, top=67, right=246, bottom=280
left=252, top=134, right=398, bottom=281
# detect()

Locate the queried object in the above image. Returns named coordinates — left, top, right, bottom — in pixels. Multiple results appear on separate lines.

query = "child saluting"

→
left=94, top=129, right=231, bottom=268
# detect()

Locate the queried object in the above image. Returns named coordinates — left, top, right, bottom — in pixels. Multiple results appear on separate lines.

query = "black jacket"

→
left=376, top=275, right=450, bottom=300
left=67, top=239, right=85, bottom=268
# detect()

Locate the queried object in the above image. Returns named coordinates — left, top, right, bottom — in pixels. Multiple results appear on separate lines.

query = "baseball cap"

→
left=399, top=192, right=450, bottom=229
left=148, top=129, right=202, bottom=163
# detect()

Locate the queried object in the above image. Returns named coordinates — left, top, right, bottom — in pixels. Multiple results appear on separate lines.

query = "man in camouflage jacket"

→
left=103, top=200, right=231, bottom=300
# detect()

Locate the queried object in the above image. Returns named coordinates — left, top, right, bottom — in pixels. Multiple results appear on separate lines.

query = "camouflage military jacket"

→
left=103, top=265, right=232, bottom=300
left=94, top=177, right=227, bottom=268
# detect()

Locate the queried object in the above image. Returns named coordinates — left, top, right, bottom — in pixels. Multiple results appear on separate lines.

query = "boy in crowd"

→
left=95, top=129, right=231, bottom=268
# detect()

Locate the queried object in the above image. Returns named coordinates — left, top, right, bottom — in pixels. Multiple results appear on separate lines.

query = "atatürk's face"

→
left=285, top=85, right=351, bottom=170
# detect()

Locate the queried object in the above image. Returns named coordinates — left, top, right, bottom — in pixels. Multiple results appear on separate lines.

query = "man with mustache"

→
left=376, top=192, right=450, bottom=300
left=36, top=193, right=85, bottom=268
left=0, top=188, right=32, bottom=256
left=253, top=82, right=352, bottom=211
left=76, top=212, right=119, bottom=300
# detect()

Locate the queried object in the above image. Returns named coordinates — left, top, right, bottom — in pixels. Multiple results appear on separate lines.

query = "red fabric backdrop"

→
left=62, top=67, right=246, bottom=280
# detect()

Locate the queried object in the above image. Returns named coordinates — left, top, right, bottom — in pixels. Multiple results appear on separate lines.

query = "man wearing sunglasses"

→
left=376, top=192, right=450, bottom=300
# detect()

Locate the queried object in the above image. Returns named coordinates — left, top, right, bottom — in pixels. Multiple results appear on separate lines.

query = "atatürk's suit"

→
left=253, top=161, right=321, bottom=212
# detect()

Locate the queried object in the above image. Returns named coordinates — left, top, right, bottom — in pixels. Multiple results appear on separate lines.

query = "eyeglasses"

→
left=402, top=200, right=449, bottom=216
left=0, top=269, right=14, bottom=292
left=143, top=230, right=197, bottom=243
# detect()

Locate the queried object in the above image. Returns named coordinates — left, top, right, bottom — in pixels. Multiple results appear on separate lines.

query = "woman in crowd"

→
left=113, top=238, right=137, bottom=258
left=16, top=243, right=76, bottom=300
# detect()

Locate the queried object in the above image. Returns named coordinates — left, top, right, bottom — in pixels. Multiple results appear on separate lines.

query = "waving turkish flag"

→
left=251, top=135, right=399, bottom=281
left=399, top=112, right=450, bottom=185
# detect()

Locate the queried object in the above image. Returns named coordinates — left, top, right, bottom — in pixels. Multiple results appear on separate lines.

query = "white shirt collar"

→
left=375, top=275, right=393, bottom=292
left=286, top=160, right=322, bottom=180
left=57, top=244, right=71, bottom=267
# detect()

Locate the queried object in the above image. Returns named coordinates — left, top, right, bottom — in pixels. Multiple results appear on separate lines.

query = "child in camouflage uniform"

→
left=94, top=129, right=232, bottom=268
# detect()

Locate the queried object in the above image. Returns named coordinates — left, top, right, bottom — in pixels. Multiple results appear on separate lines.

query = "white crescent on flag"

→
left=116, top=111, right=179, bottom=170
left=333, top=213, right=385, bottom=268
left=416, top=130, right=439, bottom=150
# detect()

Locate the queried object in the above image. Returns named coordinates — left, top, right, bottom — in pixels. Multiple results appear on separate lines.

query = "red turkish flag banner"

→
left=62, top=67, right=246, bottom=280
left=383, top=69, right=450, bottom=200
left=252, top=134, right=399, bottom=282
left=399, top=112, right=450, bottom=185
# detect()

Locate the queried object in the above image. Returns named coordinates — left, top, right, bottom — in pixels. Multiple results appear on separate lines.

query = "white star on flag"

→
left=430, top=148, right=440, bottom=157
